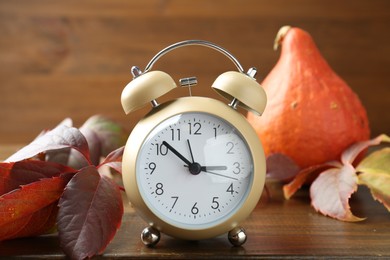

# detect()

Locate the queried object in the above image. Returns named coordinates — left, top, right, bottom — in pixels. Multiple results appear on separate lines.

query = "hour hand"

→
left=200, top=166, right=228, bottom=171
left=162, top=141, right=192, bottom=166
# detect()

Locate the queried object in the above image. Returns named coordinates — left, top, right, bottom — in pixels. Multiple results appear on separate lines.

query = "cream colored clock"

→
left=121, top=40, right=267, bottom=247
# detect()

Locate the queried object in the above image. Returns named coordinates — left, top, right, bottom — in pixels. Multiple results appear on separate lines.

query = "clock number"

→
left=233, top=162, right=241, bottom=174
left=226, top=142, right=234, bottom=154
left=148, top=162, right=156, bottom=175
left=211, top=197, right=219, bottom=209
left=191, top=202, right=199, bottom=214
left=227, top=183, right=235, bottom=195
left=155, top=183, right=164, bottom=195
left=171, top=128, right=181, bottom=141
left=156, top=143, right=168, bottom=156
left=213, top=127, right=217, bottom=139
left=188, top=122, right=201, bottom=135
left=171, top=196, right=179, bottom=209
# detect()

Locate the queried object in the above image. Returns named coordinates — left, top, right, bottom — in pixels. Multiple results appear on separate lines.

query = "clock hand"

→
left=163, top=141, right=229, bottom=177
left=187, top=139, right=195, bottom=163
left=200, top=166, right=228, bottom=171
left=162, top=141, right=192, bottom=166
left=203, top=170, right=239, bottom=181
left=186, top=139, right=228, bottom=171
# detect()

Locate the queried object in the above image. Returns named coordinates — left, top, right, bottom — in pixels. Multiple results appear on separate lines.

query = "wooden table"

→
left=0, top=146, right=389, bottom=259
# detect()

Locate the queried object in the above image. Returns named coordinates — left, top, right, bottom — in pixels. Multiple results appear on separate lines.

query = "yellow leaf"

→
left=357, top=147, right=390, bottom=175
left=358, top=172, right=390, bottom=211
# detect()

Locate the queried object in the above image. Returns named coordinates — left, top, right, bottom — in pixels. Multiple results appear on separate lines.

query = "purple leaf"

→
left=46, top=148, right=91, bottom=170
left=79, top=126, right=102, bottom=166
left=80, top=115, right=128, bottom=157
left=5, top=125, right=91, bottom=164
left=57, top=166, right=123, bottom=259
left=98, top=146, right=124, bottom=174
left=266, top=153, right=300, bottom=182
left=32, top=118, right=73, bottom=141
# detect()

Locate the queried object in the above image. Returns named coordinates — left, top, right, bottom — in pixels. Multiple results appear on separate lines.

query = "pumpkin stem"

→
left=273, top=25, right=292, bottom=51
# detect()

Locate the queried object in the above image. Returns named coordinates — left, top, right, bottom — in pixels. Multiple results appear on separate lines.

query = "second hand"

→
left=204, top=170, right=238, bottom=181
left=183, top=165, right=237, bottom=180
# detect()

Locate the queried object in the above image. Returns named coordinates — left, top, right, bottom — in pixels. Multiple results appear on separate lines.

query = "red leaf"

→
left=0, top=213, right=31, bottom=241
left=98, top=146, right=124, bottom=174
left=0, top=160, right=76, bottom=195
left=0, top=203, right=59, bottom=241
left=5, top=125, right=91, bottom=164
left=0, top=162, right=14, bottom=195
left=57, top=166, right=123, bottom=259
left=341, top=134, right=390, bottom=165
left=310, top=164, right=364, bottom=222
left=0, top=176, right=68, bottom=241
left=283, top=161, right=341, bottom=199
left=266, top=153, right=300, bottom=182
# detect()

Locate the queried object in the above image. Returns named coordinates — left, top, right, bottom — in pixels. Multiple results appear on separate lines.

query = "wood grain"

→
left=0, top=181, right=388, bottom=258
left=0, top=0, right=389, bottom=144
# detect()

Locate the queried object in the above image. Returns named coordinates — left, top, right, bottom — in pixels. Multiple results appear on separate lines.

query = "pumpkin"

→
left=247, top=26, right=370, bottom=169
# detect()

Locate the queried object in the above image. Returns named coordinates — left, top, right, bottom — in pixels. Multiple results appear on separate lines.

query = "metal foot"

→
left=141, top=226, right=160, bottom=247
left=228, top=226, right=247, bottom=247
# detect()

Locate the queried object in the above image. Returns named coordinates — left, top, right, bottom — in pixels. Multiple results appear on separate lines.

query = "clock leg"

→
left=141, top=226, right=161, bottom=247
left=228, top=227, right=247, bottom=246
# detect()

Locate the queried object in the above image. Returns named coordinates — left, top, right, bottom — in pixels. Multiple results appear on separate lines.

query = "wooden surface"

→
left=0, top=143, right=388, bottom=260
left=0, top=0, right=390, bottom=145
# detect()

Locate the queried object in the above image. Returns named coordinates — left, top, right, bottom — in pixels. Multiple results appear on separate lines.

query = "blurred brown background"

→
left=0, top=0, right=389, bottom=144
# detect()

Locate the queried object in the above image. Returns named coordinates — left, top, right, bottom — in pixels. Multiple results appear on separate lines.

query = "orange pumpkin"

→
left=247, top=26, right=370, bottom=169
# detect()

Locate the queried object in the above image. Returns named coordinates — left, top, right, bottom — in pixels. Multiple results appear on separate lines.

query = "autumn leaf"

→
left=283, top=161, right=340, bottom=199
left=80, top=115, right=128, bottom=157
left=46, top=115, right=128, bottom=168
left=32, top=118, right=73, bottom=141
left=341, top=134, right=390, bottom=165
left=358, top=173, right=390, bottom=211
left=266, top=153, right=300, bottom=182
left=0, top=203, right=58, bottom=241
left=0, top=160, right=75, bottom=195
left=310, top=164, right=365, bottom=222
left=78, top=127, right=101, bottom=166
left=357, top=148, right=390, bottom=211
left=98, top=146, right=125, bottom=174
left=1, top=115, right=126, bottom=258
left=57, top=166, right=123, bottom=259
left=280, top=134, right=390, bottom=221
left=5, top=125, right=91, bottom=165
left=357, top=147, right=390, bottom=174
left=79, top=115, right=128, bottom=166
left=0, top=160, right=76, bottom=240
left=0, top=176, right=69, bottom=241
left=0, top=162, right=14, bottom=195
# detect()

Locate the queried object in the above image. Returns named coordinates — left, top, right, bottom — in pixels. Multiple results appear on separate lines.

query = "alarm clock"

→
left=121, top=40, right=267, bottom=247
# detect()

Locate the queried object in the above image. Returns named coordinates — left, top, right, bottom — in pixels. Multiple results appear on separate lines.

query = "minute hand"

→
left=162, top=141, right=192, bottom=166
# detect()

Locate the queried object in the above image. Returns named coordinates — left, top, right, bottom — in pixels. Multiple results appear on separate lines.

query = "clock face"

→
left=136, top=112, right=254, bottom=229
